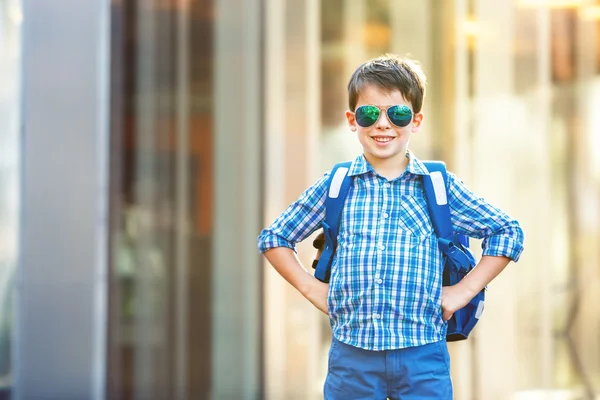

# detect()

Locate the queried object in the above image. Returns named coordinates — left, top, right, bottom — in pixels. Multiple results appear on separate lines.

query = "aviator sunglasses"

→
left=353, top=104, right=413, bottom=128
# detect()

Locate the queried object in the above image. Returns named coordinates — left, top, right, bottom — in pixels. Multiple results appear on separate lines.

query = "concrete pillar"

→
left=16, top=0, right=110, bottom=398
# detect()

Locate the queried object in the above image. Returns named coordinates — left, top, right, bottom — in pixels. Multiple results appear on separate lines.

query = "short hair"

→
left=347, top=54, right=427, bottom=113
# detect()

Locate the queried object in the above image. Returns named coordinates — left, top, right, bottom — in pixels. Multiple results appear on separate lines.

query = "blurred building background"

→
left=0, top=0, right=599, bottom=399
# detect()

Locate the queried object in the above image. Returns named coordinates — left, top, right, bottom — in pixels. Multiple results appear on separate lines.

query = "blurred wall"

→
left=2, top=0, right=599, bottom=399
left=263, top=0, right=600, bottom=399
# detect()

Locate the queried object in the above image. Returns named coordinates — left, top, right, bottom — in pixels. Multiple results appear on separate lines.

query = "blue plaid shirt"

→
left=258, top=154, right=524, bottom=351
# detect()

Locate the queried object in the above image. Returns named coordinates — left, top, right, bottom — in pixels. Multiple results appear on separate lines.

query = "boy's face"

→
left=345, top=84, right=423, bottom=166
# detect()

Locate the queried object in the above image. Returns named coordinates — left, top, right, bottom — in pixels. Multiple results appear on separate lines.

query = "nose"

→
left=374, top=109, right=391, bottom=130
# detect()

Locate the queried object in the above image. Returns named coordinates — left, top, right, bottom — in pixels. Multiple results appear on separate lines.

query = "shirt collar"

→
left=347, top=154, right=372, bottom=176
left=348, top=151, right=429, bottom=177
left=406, top=151, right=429, bottom=176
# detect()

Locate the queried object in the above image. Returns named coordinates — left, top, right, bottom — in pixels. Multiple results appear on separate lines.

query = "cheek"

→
left=356, top=131, right=370, bottom=146
left=357, top=129, right=371, bottom=141
left=396, top=127, right=411, bottom=136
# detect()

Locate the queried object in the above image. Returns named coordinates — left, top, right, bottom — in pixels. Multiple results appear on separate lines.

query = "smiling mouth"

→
left=372, top=136, right=394, bottom=143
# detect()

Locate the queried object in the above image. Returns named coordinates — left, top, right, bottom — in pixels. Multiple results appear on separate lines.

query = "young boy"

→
left=257, top=54, right=524, bottom=399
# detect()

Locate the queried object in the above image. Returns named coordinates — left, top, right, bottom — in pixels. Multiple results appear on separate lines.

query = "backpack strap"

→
left=422, top=161, right=475, bottom=271
left=422, top=161, right=452, bottom=239
left=423, top=162, right=483, bottom=341
left=314, top=161, right=353, bottom=283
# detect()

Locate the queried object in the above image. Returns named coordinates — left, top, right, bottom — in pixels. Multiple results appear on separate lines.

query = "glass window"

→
left=107, top=1, right=213, bottom=398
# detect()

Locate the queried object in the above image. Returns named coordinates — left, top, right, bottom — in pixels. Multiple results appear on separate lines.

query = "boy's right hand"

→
left=303, top=279, right=329, bottom=315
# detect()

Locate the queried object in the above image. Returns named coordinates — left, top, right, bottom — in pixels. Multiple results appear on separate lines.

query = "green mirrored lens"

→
left=387, top=105, right=413, bottom=127
left=355, top=105, right=380, bottom=127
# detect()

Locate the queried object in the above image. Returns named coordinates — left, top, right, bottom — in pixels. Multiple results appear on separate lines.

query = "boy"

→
left=257, top=54, right=524, bottom=399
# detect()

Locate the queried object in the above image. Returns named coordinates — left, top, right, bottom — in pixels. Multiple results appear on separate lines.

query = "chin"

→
left=368, top=148, right=403, bottom=160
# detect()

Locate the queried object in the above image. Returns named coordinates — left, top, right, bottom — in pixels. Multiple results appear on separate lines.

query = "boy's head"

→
left=345, top=54, right=427, bottom=166
left=347, top=54, right=427, bottom=113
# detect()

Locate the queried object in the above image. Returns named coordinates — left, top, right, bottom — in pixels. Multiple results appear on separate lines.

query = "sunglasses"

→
left=353, top=104, right=413, bottom=128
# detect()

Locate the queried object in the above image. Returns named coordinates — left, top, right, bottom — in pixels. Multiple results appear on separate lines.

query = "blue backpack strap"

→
left=423, top=161, right=483, bottom=341
left=422, top=161, right=475, bottom=272
left=421, top=161, right=452, bottom=238
left=314, top=162, right=353, bottom=283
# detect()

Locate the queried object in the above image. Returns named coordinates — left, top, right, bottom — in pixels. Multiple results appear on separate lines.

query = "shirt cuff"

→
left=257, top=231, right=297, bottom=254
left=481, top=227, right=525, bottom=262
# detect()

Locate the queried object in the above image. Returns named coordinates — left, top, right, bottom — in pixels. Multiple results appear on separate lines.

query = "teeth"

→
left=373, top=137, right=393, bottom=143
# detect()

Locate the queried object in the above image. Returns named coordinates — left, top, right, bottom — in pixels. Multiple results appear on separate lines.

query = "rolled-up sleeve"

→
left=447, top=172, right=525, bottom=262
left=257, top=172, right=330, bottom=254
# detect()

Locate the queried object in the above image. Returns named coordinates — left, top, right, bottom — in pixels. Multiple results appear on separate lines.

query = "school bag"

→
left=312, top=161, right=485, bottom=341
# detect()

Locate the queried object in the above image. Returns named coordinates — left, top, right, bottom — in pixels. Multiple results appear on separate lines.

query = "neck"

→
left=365, top=151, right=410, bottom=180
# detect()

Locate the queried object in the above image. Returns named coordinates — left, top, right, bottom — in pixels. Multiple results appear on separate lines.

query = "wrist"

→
left=457, top=279, right=480, bottom=300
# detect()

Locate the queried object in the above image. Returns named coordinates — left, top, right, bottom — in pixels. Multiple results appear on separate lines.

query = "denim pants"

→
left=324, top=337, right=453, bottom=399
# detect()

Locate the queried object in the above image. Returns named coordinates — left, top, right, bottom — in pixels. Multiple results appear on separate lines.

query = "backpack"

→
left=312, top=161, right=485, bottom=341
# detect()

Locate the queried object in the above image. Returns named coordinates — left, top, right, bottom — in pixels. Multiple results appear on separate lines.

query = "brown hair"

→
left=347, top=54, right=427, bottom=113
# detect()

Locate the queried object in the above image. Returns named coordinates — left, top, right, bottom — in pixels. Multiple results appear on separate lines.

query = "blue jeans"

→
left=324, top=337, right=453, bottom=399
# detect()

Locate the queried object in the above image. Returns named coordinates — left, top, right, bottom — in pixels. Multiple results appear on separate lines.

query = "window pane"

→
left=108, top=1, right=213, bottom=398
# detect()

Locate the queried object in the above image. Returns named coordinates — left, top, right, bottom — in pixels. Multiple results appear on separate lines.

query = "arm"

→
left=263, top=247, right=329, bottom=314
left=441, top=173, right=525, bottom=321
left=257, top=172, right=331, bottom=314
left=442, top=255, right=510, bottom=321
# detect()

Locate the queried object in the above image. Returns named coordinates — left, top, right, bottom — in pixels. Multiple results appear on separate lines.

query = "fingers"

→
left=318, top=303, right=329, bottom=315
left=443, top=310, right=454, bottom=321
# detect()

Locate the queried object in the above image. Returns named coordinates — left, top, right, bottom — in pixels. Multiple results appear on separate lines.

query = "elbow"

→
left=257, top=229, right=296, bottom=254
left=482, top=220, right=525, bottom=262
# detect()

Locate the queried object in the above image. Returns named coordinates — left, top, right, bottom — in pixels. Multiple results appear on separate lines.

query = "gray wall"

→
left=15, top=0, right=109, bottom=399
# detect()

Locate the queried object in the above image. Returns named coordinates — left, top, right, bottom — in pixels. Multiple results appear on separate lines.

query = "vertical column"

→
left=212, top=0, right=263, bottom=397
left=427, top=0, right=457, bottom=163
left=305, top=0, right=324, bottom=397
left=15, top=0, right=110, bottom=399
left=263, top=0, right=287, bottom=397
left=174, top=1, right=190, bottom=398
left=344, top=0, right=366, bottom=81
left=263, top=0, right=324, bottom=398
left=286, top=0, right=324, bottom=396
left=573, top=3, right=600, bottom=388
left=0, top=0, right=22, bottom=398
left=534, top=6, right=554, bottom=392
left=448, top=3, right=475, bottom=398
left=471, top=1, right=519, bottom=399
left=389, top=1, right=433, bottom=156
left=132, top=3, right=159, bottom=397
left=453, top=0, right=474, bottom=180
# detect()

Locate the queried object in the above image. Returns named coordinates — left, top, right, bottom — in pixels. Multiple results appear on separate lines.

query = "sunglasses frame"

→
left=352, top=104, right=414, bottom=128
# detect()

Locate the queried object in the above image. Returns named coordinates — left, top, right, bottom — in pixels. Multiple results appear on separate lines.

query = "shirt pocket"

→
left=396, top=194, right=434, bottom=237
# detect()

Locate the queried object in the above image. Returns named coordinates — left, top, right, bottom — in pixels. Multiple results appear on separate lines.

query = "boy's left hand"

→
left=441, top=284, right=474, bottom=321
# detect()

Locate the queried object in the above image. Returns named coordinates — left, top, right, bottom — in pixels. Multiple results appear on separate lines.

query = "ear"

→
left=411, top=112, right=424, bottom=133
left=345, top=110, right=357, bottom=132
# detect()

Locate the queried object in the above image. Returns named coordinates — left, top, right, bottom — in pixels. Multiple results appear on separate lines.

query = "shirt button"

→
left=376, top=279, right=383, bottom=284
left=379, top=244, right=385, bottom=251
left=384, top=183, right=391, bottom=188
left=382, top=212, right=389, bottom=219
left=373, top=313, right=380, bottom=319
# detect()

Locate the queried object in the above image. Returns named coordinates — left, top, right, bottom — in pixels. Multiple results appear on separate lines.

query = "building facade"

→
left=0, top=0, right=600, bottom=399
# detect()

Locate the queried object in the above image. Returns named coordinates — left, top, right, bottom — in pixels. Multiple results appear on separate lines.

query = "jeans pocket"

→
left=436, top=340, right=451, bottom=372
left=327, top=338, right=339, bottom=373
